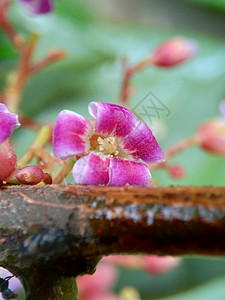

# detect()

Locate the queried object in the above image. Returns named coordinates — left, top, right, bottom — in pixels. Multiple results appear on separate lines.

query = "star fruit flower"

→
left=0, top=103, right=20, bottom=182
left=53, top=102, right=164, bottom=186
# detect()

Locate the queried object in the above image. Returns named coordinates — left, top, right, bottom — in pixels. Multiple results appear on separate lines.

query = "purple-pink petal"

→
left=109, top=157, right=151, bottom=186
left=73, top=152, right=110, bottom=185
left=0, top=103, right=20, bottom=144
left=73, top=152, right=151, bottom=187
left=122, top=120, right=164, bottom=163
left=18, top=0, right=54, bottom=14
left=88, top=102, right=137, bottom=138
left=53, top=110, right=91, bottom=159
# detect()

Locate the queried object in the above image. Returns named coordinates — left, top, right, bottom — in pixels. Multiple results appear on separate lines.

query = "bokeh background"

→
left=0, top=0, right=225, bottom=299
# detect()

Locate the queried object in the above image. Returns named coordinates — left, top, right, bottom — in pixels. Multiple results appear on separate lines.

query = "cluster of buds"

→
left=0, top=103, right=52, bottom=185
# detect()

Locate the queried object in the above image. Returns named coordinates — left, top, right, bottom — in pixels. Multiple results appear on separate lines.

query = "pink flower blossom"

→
left=53, top=102, right=164, bottom=186
left=0, top=103, right=20, bottom=144
left=196, top=100, right=225, bottom=156
left=151, top=37, right=197, bottom=67
left=18, top=0, right=54, bottom=14
left=77, top=263, right=120, bottom=300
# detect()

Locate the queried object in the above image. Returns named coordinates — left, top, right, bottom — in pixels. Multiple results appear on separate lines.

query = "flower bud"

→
left=143, top=255, right=180, bottom=275
left=16, top=166, right=44, bottom=185
left=196, top=120, right=225, bottom=156
left=151, top=37, right=197, bottom=67
left=43, top=172, right=52, bottom=184
left=168, top=164, right=185, bottom=179
left=0, top=140, right=17, bottom=182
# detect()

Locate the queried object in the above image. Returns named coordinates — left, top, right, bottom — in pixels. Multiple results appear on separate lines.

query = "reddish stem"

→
left=120, top=56, right=151, bottom=106
left=150, top=136, right=197, bottom=171
left=0, top=0, right=24, bottom=53
left=29, top=50, right=66, bottom=75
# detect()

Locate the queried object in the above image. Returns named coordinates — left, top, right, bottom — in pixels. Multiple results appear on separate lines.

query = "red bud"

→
left=151, top=37, right=197, bottom=67
left=16, top=166, right=44, bottom=185
left=0, top=140, right=17, bottom=182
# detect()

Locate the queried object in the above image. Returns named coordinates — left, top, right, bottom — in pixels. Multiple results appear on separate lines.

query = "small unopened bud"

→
left=0, top=140, right=17, bottom=182
left=43, top=173, right=52, bottom=184
left=151, top=37, right=197, bottom=67
left=196, top=120, right=225, bottom=156
left=168, top=164, right=185, bottom=179
left=143, top=256, right=180, bottom=275
left=16, top=166, right=44, bottom=185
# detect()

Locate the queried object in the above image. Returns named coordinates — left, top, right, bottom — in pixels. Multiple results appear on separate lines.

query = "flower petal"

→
left=109, top=157, right=151, bottom=187
left=73, top=152, right=110, bottom=185
left=0, top=103, right=20, bottom=144
left=53, top=110, right=91, bottom=159
left=121, top=120, right=164, bottom=163
left=88, top=102, right=136, bottom=138
left=19, top=0, right=54, bottom=14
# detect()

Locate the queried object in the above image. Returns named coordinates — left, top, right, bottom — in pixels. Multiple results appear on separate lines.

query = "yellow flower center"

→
left=90, top=134, right=128, bottom=158
left=97, top=136, right=119, bottom=155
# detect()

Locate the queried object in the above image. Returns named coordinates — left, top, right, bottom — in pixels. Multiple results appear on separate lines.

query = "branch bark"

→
left=0, top=185, right=225, bottom=299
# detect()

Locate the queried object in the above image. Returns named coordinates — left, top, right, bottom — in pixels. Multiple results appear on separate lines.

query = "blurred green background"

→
left=1, top=0, right=225, bottom=299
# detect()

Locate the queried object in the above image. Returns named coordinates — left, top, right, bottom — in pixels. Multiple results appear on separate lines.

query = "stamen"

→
left=97, top=137, right=119, bottom=156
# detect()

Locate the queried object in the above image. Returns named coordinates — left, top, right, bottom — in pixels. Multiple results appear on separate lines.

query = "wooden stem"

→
left=0, top=185, right=225, bottom=298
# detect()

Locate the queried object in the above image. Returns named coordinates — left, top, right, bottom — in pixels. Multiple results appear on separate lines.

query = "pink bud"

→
left=151, top=37, right=197, bottom=67
left=168, top=164, right=185, bottom=179
left=0, top=140, right=17, bottom=182
left=143, top=255, right=180, bottom=275
left=196, top=120, right=225, bottom=156
left=16, top=166, right=44, bottom=185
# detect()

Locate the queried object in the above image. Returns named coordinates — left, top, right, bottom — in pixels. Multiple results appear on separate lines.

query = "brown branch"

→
left=0, top=185, right=225, bottom=299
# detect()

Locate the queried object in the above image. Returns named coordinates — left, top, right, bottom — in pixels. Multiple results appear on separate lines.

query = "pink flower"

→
left=0, top=103, right=20, bottom=182
left=53, top=102, right=164, bottom=186
left=196, top=100, right=225, bottom=156
left=151, top=37, right=197, bottom=67
left=0, top=103, right=20, bottom=144
left=77, top=264, right=119, bottom=300
left=18, top=0, right=54, bottom=14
